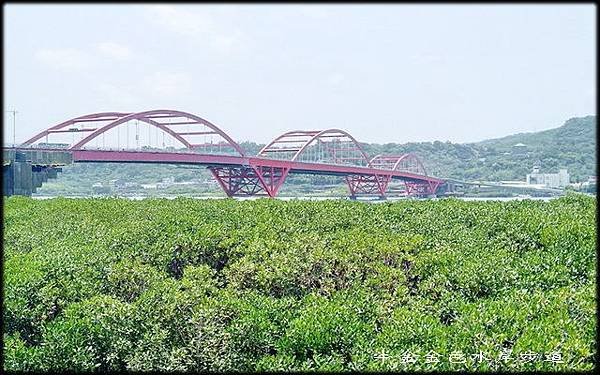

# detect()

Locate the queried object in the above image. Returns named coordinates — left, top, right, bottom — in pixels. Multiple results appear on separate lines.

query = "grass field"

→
left=2, top=195, right=596, bottom=371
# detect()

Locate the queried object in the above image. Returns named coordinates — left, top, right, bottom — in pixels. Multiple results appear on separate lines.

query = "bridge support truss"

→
left=345, top=176, right=442, bottom=199
left=208, top=164, right=290, bottom=198
left=345, top=174, right=392, bottom=198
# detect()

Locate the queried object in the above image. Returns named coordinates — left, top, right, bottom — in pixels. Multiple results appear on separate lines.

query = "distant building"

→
left=526, top=167, right=570, bottom=188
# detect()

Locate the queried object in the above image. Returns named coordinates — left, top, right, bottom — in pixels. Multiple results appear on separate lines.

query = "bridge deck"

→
left=5, top=147, right=445, bottom=197
left=66, top=149, right=444, bottom=184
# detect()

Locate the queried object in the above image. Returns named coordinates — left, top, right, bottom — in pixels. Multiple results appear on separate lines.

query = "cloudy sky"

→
left=3, top=4, right=596, bottom=146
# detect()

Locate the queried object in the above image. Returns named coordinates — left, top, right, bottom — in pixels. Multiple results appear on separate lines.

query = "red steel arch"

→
left=22, top=110, right=245, bottom=156
left=369, top=153, right=439, bottom=196
left=21, top=112, right=132, bottom=146
left=258, top=129, right=371, bottom=166
left=346, top=153, right=429, bottom=198
left=369, top=153, right=427, bottom=175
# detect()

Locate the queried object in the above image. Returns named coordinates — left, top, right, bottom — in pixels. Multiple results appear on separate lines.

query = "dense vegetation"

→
left=34, top=116, right=596, bottom=196
left=372, top=115, right=596, bottom=182
left=3, top=195, right=596, bottom=371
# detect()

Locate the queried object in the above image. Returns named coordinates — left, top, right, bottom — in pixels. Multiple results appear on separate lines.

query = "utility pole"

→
left=6, top=110, right=18, bottom=146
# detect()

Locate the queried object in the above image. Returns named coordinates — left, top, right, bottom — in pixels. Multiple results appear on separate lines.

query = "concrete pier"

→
left=3, top=149, right=72, bottom=196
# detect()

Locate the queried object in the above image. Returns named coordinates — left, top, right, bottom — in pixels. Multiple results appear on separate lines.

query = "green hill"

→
left=362, top=115, right=596, bottom=182
left=477, top=116, right=596, bottom=149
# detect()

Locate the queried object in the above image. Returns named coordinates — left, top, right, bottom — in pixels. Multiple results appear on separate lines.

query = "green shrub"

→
left=2, top=195, right=596, bottom=371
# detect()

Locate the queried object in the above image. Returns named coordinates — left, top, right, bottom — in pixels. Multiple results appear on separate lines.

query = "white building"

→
left=526, top=167, right=570, bottom=188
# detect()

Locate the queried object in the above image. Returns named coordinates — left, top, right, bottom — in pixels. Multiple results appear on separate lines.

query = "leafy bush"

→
left=3, top=195, right=596, bottom=371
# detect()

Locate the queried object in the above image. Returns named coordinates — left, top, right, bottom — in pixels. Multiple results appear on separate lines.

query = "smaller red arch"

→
left=369, top=153, right=427, bottom=175
left=259, top=128, right=371, bottom=167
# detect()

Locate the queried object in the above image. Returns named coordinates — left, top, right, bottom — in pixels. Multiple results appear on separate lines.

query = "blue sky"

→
left=3, top=4, right=596, bottom=146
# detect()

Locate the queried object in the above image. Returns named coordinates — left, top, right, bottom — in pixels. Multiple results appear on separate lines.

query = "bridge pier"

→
left=208, top=164, right=290, bottom=198
left=345, top=174, right=391, bottom=199
left=3, top=161, right=64, bottom=197
left=3, top=160, right=32, bottom=196
left=3, top=150, right=70, bottom=197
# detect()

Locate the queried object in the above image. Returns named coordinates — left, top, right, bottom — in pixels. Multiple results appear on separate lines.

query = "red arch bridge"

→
left=13, top=109, right=445, bottom=198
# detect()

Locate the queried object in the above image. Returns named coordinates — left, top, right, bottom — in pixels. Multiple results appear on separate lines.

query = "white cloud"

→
left=144, top=5, right=244, bottom=54
left=327, top=72, right=345, bottom=86
left=211, top=31, right=242, bottom=53
left=35, top=48, right=91, bottom=70
left=409, top=53, right=445, bottom=64
left=145, top=5, right=213, bottom=37
left=93, top=72, right=193, bottom=107
left=298, top=6, right=331, bottom=20
left=36, top=42, right=133, bottom=71
left=96, top=42, right=132, bottom=61
left=142, top=71, right=191, bottom=97
left=94, top=82, right=140, bottom=107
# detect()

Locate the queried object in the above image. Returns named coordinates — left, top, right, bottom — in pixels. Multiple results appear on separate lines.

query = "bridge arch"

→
left=259, top=129, right=371, bottom=167
left=21, top=112, right=131, bottom=146
left=22, top=109, right=245, bottom=156
left=369, top=153, right=428, bottom=175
